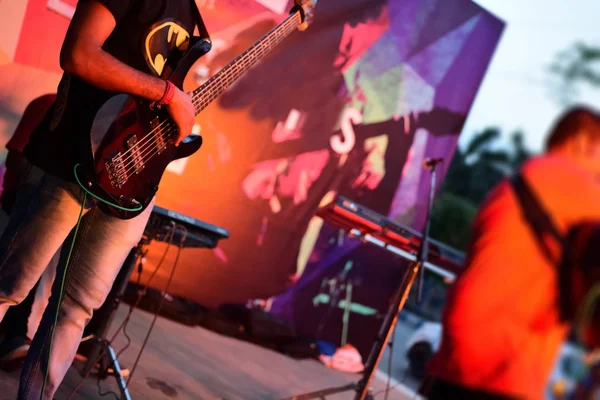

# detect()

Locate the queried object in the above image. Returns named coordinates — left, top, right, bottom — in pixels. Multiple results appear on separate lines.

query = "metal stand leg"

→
left=341, top=282, right=352, bottom=346
left=352, top=260, right=421, bottom=400
left=282, top=162, right=441, bottom=400
left=106, top=342, right=133, bottom=400
left=280, top=261, right=420, bottom=400
left=80, top=239, right=146, bottom=398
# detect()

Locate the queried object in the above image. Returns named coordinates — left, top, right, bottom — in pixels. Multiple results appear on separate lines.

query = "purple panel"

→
left=264, top=0, right=504, bottom=358
left=433, top=13, right=506, bottom=114
left=406, top=15, right=480, bottom=87
left=387, top=0, right=481, bottom=60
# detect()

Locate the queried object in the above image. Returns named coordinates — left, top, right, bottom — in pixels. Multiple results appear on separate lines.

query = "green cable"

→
left=40, top=191, right=86, bottom=400
left=40, top=163, right=143, bottom=398
left=73, top=164, right=142, bottom=212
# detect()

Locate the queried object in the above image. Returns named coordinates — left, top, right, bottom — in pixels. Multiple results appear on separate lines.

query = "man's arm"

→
left=60, top=1, right=194, bottom=144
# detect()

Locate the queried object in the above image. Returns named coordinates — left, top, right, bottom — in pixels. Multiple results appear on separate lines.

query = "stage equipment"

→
left=313, top=260, right=365, bottom=346
left=78, top=205, right=229, bottom=400
left=283, top=160, right=454, bottom=400
left=317, top=205, right=463, bottom=279
left=76, top=0, right=317, bottom=220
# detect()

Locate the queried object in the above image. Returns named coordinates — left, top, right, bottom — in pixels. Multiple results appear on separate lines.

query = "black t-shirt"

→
left=24, top=0, right=199, bottom=182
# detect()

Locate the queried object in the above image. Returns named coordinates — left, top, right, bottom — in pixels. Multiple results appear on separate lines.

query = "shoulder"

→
left=521, top=154, right=600, bottom=222
left=31, top=94, right=57, bottom=109
left=22, top=94, right=56, bottom=119
left=521, top=154, right=592, bottom=183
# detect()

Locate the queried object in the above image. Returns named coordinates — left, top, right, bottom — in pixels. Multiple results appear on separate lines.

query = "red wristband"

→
left=151, top=81, right=175, bottom=109
left=161, top=81, right=175, bottom=105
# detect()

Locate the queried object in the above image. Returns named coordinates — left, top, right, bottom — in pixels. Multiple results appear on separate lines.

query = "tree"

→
left=549, top=41, right=600, bottom=105
left=429, top=192, right=478, bottom=251
left=429, top=128, right=532, bottom=250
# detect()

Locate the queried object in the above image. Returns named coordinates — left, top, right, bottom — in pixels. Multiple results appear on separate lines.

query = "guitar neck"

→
left=191, top=10, right=303, bottom=114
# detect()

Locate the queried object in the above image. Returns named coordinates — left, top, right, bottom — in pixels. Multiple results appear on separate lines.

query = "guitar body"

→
left=84, top=38, right=211, bottom=219
left=81, top=1, right=316, bottom=219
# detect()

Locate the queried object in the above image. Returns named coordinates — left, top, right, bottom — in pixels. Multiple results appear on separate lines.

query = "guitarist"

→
left=0, top=0, right=204, bottom=398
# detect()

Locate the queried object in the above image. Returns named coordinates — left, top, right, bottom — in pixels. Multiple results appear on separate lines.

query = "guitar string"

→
left=115, top=15, right=300, bottom=180
left=115, top=11, right=299, bottom=173
left=113, top=16, right=296, bottom=180
left=116, top=55, right=260, bottom=176
left=114, top=12, right=299, bottom=169
left=113, top=13, right=298, bottom=167
left=114, top=13, right=299, bottom=177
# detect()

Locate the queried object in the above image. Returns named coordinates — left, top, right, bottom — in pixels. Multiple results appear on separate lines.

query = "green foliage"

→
left=549, top=41, right=600, bottom=105
left=429, top=128, right=533, bottom=251
left=429, top=193, right=477, bottom=251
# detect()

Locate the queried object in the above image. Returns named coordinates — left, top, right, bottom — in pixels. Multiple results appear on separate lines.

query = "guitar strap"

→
left=189, top=0, right=210, bottom=40
left=510, top=173, right=580, bottom=323
left=510, top=172, right=564, bottom=265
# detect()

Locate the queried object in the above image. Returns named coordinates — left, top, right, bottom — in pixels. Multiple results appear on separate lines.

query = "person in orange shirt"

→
left=423, top=106, right=600, bottom=400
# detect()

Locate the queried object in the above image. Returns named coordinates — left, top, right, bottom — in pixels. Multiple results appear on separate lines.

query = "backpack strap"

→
left=189, top=0, right=210, bottom=39
left=510, top=172, right=564, bottom=264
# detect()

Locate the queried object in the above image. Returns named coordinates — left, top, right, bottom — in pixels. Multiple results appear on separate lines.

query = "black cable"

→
left=369, top=323, right=403, bottom=399
left=106, top=262, right=143, bottom=365
left=125, top=224, right=187, bottom=387
left=109, top=222, right=176, bottom=346
left=114, top=310, right=134, bottom=360
left=371, top=382, right=401, bottom=398
left=66, top=224, right=176, bottom=400
left=372, top=357, right=414, bottom=400
left=96, top=375, right=120, bottom=400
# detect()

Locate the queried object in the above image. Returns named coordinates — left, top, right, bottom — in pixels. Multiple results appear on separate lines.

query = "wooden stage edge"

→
left=0, top=305, right=413, bottom=400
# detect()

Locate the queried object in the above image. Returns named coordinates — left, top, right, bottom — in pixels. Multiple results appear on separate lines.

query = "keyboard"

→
left=317, top=196, right=464, bottom=275
left=145, top=206, right=229, bottom=249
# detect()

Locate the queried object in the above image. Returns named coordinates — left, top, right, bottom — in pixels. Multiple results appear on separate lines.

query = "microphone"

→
left=422, top=157, right=444, bottom=169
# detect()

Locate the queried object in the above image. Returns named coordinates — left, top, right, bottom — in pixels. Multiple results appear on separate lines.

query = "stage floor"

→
left=0, top=306, right=415, bottom=400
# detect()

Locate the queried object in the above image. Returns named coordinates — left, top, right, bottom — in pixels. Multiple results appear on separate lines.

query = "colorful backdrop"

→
left=0, top=0, right=503, bottom=354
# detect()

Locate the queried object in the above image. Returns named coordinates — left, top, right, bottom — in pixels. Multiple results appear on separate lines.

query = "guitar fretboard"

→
left=191, top=11, right=302, bottom=114
left=105, top=9, right=307, bottom=191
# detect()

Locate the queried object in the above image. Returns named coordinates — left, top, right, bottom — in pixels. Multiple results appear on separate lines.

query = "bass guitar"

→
left=81, top=0, right=317, bottom=219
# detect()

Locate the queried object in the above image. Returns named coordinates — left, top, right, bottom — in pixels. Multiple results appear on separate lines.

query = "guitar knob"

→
left=154, top=185, right=159, bottom=192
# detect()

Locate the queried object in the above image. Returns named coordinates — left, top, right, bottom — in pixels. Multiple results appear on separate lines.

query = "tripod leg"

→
left=82, top=243, right=143, bottom=377
left=106, top=343, right=132, bottom=400
left=341, top=283, right=352, bottom=346
left=353, top=261, right=422, bottom=400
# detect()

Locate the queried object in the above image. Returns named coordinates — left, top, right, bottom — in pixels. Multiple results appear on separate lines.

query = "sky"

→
left=461, top=0, right=599, bottom=153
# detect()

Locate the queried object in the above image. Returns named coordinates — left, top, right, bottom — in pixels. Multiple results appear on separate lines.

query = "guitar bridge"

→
left=126, top=135, right=145, bottom=174
left=105, top=153, right=127, bottom=188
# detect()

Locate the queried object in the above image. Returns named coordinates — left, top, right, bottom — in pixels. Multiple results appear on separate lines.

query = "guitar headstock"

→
left=293, top=0, right=317, bottom=31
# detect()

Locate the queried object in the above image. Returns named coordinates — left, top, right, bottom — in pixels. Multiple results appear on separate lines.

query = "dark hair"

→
left=545, top=106, right=600, bottom=150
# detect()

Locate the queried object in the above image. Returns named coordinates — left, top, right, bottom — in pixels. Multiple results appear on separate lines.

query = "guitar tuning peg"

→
left=294, top=0, right=317, bottom=31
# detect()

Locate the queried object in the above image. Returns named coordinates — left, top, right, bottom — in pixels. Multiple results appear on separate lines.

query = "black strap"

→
left=510, top=173, right=564, bottom=264
left=189, top=0, right=210, bottom=39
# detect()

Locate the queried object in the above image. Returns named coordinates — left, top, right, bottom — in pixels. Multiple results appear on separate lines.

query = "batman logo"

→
left=145, top=21, right=191, bottom=76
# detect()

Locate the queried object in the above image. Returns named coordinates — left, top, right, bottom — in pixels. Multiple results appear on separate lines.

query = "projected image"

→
left=0, top=0, right=503, bottom=356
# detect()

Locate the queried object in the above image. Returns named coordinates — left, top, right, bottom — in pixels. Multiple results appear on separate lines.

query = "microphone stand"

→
left=282, top=158, right=441, bottom=400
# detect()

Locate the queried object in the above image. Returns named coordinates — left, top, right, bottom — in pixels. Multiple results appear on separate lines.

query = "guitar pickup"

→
left=126, top=135, right=145, bottom=175
left=150, top=118, right=167, bottom=154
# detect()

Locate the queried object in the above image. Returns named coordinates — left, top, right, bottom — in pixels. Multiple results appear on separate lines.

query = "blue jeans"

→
left=0, top=163, right=153, bottom=399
